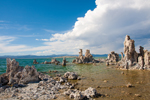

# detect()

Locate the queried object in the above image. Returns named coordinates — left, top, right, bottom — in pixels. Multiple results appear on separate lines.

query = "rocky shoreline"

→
left=0, top=58, right=100, bottom=100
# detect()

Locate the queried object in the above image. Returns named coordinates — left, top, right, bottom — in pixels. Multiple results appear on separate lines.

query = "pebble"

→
left=135, top=94, right=141, bottom=97
left=126, top=83, right=134, bottom=88
left=96, top=86, right=100, bottom=88
left=121, top=72, right=124, bottom=74
left=103, top=80, right=108, bottom=82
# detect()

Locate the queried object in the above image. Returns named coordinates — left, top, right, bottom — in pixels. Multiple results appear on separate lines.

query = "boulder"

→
left=70, top=90, right=85, bottom=100
left=83, top=87, right=97, bottom=98
left=64, top=72, right=78, bottom=80
left=19, top=65, right=40, bottom=84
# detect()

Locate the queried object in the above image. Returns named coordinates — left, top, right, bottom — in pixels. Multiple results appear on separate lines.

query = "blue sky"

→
left=0, top=0, right=150, bottom=55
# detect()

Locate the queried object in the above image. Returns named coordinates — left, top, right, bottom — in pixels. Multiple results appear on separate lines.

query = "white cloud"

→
left=41, top=0, right=150, bottom=54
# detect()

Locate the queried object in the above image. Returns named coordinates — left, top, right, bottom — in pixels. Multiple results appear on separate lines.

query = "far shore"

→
left=53, top=56, right=77, bottom=58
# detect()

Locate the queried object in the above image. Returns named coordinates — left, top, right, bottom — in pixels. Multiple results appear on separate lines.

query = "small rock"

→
left=126, top=83, right=134, bottom=88
left=11, top=93, right=16, bottom=97
left=106, top=62, right=109, bottom=66
left=69, top=85, right=74, bottom=89
left=135, top=94, right=141, bottom=97
left=121, top=91, right=125, bottom=93
left=96, top=86, right=100, bottom=88
left=121, top=72, right=124, bottom=74
left=103, top=80, right=108, bottom=82
left=136, top=81, right=140, bottom=84
left=77, top=77, right=81, bottom=80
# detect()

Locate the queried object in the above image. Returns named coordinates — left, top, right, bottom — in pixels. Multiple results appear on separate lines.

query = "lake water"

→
left=0, top=57, right=150, bottom=100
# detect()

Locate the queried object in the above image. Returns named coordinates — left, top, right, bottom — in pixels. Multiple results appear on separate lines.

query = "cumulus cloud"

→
left=40, top=0, right=150, bottom=54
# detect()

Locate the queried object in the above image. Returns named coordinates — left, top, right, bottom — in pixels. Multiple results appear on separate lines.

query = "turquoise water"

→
left=0, top=57, right=77, bottom=75
left=0, top=57, right=105, bottom=75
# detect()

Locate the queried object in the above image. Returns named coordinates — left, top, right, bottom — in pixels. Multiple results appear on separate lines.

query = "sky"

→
left=0, top=0, right=150, bottom=56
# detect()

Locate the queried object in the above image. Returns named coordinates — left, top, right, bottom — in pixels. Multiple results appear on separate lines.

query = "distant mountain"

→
left=0, top=54, right=121, bottom=59
left=0, top=54, right=78, bottom=59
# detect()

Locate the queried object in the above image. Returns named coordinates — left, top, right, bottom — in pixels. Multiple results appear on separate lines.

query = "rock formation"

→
left=51, top=58, right=60, bottom=64
left=33, top=59, right=39, bottom=64
left=144, top=50, right=150, bottom=68
left=0, top=58, right=40, bottom=86
left=124, top=35, right=138, bottom=63
left=72, top=49, right=97, bottom=64
left=106, top=51, right=119, bottom=64
left=62, top=57, right=66, bottom=66
left=121, top=52, right=124, bottom=61
left=116, top=35, right=150, bottom=70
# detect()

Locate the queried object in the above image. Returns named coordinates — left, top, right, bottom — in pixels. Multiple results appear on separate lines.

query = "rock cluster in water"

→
left=111, top=35, right=150, bottom=70
left=33, top=59, right=39, bottom=64
left=106, top=51, right=119, bottom=65
left=0, top=58, right=40, bottom=86
left=72, top=49, right=99, bottom=64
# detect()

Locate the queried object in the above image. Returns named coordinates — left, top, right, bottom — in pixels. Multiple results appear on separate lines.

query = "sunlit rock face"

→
left=124, top=35, right=138, bottom=63
left=115, top=35, right=150, bottom=70
left=144, top=50, right=150, bottom=68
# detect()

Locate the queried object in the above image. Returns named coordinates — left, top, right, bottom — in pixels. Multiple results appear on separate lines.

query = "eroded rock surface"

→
left=64, top=72, right=78, bottom=80
left=72, top=49, right=98, bottom=64
left=116, top=35, right=150, bottom=70
left=0, top=71, right=82, bottom=100
left=64, top=87, right=98, bottom=99
left=106, top=51, right=119, bottom=65
left=0, top=58, right=40, bottom=86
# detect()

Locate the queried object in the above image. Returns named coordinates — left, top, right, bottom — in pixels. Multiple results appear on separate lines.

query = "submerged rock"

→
left=62, top=57, right=66, bottom=66
left=33, top=59, right=39, bottom=64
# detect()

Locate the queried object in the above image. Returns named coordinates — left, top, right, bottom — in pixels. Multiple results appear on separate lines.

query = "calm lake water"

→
left=0, top=57, right=150, bottom=100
